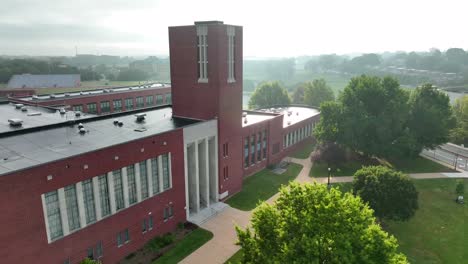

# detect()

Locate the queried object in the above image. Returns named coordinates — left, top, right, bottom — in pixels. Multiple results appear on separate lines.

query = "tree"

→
left=450, top=95, right=468, bottom=146
left=236, top=182, right=408, bottom=264
left=248, top=81, right=291, bottom=109
left=353, top=166, right=418, bottom=222
left=303, top=79, right=335, bottom=107
left=315, top=75, right=409, bottom=158
left=405, top=84, right=455, bottom=155
left=292, top=85, right=305, bottom=104
left=310, top=141, right=346, bottom=167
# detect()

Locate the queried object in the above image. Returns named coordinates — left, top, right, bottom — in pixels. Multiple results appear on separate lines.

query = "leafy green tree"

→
left=248, top=81, right=291, bottom=109
left=450, top=95, right=468, bottom=146
left=405, top=84, right=455, bottom=155
left=292, top=85, right=305, bottom=104
left=303, top=79, right=335, bottom=107
left=353, top=166, right=418, bottom=222
left=236, top=182, right=408, bottom=264
left=315, top=75, right=409, bottom=158
left=310, top=141, right=346, bottom=167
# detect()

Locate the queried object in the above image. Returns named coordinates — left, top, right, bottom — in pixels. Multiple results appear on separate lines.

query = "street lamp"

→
left=327, top=167, right=331, bottom=189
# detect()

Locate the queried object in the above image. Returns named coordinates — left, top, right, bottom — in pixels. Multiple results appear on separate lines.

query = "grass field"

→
left=153, top=228, right=213, bottom=264
left=310, top=156, right=455, bottom=178
left=225, top=249, right=243, bottom=264
left=289, top=141, right=316, bottom=159
left=225, top=163, right=303, bottom=211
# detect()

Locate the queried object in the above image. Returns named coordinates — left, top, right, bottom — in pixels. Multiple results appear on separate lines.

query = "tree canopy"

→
left=236, top=182, right=408, bottom=264
left=353, top=166, right=418, bottom=221
left=450, top=95, right=468, bottom=146
left=248, top=81, right=291, bottom=109
left=302, top=79, right=335, bottom=107
left=314, top=75, right=454, bottom=158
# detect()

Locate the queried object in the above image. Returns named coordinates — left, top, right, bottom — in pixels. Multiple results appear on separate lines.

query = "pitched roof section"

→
left=7, top=74, right=81, bottom=88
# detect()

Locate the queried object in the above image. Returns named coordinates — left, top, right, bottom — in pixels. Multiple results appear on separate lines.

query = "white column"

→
left=122, top=167, right=129, bottom=208
left=203, top=138, right=210, bottom=208
left=75, top=182, right=87, bottom=227
left=184, top=144, right=190, bottom=217
left=194, top=142, right=200, bottom=212
left=158, top=156, right=164, bottom=193
left=147, top=159, right=153, bottom=196
left=41, top=194, right=52, bottom=243
left=107, top=172, right=116, bottom=214
left=57, top=188, right=70, bottom=236
left=92, top=177, right=102, bottom=221
left=135, top=162, right=142, bottom=202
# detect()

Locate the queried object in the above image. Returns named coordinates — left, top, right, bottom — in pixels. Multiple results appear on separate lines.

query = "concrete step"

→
left=187, top=202, right=229, bottom=226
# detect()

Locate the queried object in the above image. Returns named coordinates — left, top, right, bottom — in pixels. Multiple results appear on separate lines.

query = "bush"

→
left=80, top=258, right=101, bottom=264
left=146, top=233, right=176, bottom=252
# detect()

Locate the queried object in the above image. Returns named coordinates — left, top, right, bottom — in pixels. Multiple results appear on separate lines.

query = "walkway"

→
left=180, top=156, right=467, bottom=264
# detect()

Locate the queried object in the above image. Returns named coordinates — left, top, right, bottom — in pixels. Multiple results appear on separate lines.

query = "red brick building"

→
left=0, top=21, right=319, bottom=264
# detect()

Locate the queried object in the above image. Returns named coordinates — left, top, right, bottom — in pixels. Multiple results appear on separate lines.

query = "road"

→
left=422, top=144, right=468, bottom=171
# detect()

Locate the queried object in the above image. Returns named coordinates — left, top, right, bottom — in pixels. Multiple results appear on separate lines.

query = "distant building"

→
left=7, top=74, right=81, bottom=89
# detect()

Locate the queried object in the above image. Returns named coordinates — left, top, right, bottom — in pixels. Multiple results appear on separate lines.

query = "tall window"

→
left=113, top=169, right=125, bottom=210
left=98, top=175, right=111, bottom=217
left=146, top=96, right=154, bottom=106
left=45, top=191, right=63, bottom=240
left=72, top=105, right=83, bottom=112
left=125, top=98, right=134, bottom=110
left=227, top=26, right=235, bottom=82
left=162, top=154, right=170, bottom=190
left=197, top=25, right=208, bottom=82
left=262, top=130, right=267, bottom=159
left=156, top=95, right=163, bottom=105
left=117, top=229, right=130, bottom=247
left=87, top=103, right=97, bottom=114
left=165, top=93, right=172, bottom=104
left=140, top=161, right=149, bottom=199
left=250, top=135, right=255, bottom=165
left=257, top=132, right=262, bottom=162
left=151, top=158, right=160, bottom=195
left=244, top=137, right=249, bottom=168
left=100, top=101, right=110, bottom=113
left=82, top=179, right=96, bottom=224
left=283, top=134, right=287, bottom=149
left=136, top=97, right=144, bottom=108
left=127, top=165, right=137, bottom=205
left=64, top=185, right=80, bottom=231
left=113, top=99, right=122, bottom=112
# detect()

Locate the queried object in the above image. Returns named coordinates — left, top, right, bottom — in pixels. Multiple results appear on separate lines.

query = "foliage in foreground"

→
left=236, top=182, right=408, bottom=264
left=353, top=166, right=419, bottom=221
left=450, top=95, right=468, bottom=146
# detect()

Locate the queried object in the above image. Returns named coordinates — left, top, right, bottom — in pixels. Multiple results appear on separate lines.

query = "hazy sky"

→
left=0, top=0, right=466, bottom=57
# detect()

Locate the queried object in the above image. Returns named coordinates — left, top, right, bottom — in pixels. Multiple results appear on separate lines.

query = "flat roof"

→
left=256, top=106, right=320, bottom=127
left=17, top=83, right=170, bottom=102
left=0, top=106, right=198, bottom=176
left=0, top=103, right=96, bottom=135
left=242, top=112, right=276, bottom=127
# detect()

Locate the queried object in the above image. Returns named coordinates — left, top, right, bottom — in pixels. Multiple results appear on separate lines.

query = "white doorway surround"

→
left=183, top=120, right=223, bottom=224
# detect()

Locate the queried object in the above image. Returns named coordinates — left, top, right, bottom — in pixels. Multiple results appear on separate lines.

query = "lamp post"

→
left=327, top=167, right=331, bottom=189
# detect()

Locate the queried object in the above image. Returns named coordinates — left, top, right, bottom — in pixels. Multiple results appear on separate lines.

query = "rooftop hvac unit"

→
left=21, top=106, right=27, bottom=112
left=287, top=121, right=291, bottom=125
left=103, top=89, right=109, bottom=93
left=118, top=121, right=124, bottom=127
left=50, top=94, right=56, bottom=99
left=32, top=95, right=39, bottom=100
left=113, top=119, right=119, bottom=125
left=135, top=113, right=146, bottom=122
left=75, top=111, right=81, bottom=117
left=65, top=93, right=70, bottom=97
left=14, top=104, right=24, bottom=109
left=8, top=118, right=23, bottom=127
left=59, top=108, right=66, bottom=115
left=244, top=118, right=248, bottom=124
left=77, top=123, right=84, bottom=129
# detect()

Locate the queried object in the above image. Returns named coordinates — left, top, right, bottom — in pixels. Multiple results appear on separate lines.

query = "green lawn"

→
left=386, top=179, right=468, bottom=264
left=226, top=163, right=303, bottom=211
left=153, top=228, right=213, bottom=264
left=310, top=156, right=454, bottom=178
left=225, top=249, right=243, bottom=264
left=289, top=142, right=316, bottom=159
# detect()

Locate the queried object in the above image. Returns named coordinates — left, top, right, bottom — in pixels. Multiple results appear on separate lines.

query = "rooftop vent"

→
left=287, top=121, right=291, bottom=125
left=21, top=106, right=27, bottom=112
left=135, top=113, right=146, bottom=122
left=65, top=93, right=70, bottom=97
left=59, top=108, right=66, bottom=115
left=8, top=118, right=23, bottom=127
left=296, top=112, right=299, bottom=116
left=103, top=89, right=109, bottom=93
left=118, top=121, right=123, bottom=127
left=113, top=119, right=119, bottom=125
left=242, top=112, right=247, bottom=117
left=79, top=127, right=86, bottom=134
left=80, top=91, right=84, bottom=95
left=77, top=123, right=84, bottom=129
left=287, top=111, right=292, bottom=116
left=244, top=118, right=248, bottom=124
left=32, top=95, right=39, bottom=100
left=14, top=104, right=24, bottom=109
left=75, top=111, right=81, bottom=117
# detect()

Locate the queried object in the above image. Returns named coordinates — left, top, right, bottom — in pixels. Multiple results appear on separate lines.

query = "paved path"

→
left=180, top=156, right=467, bottom=264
